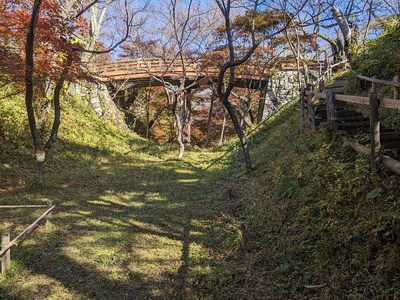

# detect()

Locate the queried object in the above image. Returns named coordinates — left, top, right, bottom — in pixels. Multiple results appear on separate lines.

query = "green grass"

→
left=202, top=105, right=400, bottom=299
left=0, top=93, right=233, bottom=299
left=0, top=141, right=234, bottom=298
left=1, top=93, right=399, bottom=299
left=0, top=142, right=231, bottom=299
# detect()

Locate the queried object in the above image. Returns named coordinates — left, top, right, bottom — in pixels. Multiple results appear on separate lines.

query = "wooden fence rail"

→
left=302, top=73, right=400, bottom=174
left=315, top=59, right=348, bottom=85
left=0, top=200, right=55, bottom=274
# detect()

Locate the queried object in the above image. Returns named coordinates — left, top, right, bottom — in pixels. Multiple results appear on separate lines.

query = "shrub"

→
left=354, top=18, right=400, bottom=80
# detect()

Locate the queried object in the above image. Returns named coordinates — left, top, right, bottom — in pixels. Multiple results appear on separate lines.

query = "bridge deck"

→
left=92, top=58, right=324, bottom=90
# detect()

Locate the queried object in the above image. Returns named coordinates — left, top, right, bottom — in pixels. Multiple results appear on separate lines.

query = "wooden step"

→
left=325, top=79, right=346, bottom=88
left=338, top=115, right=366, bottom=121
left=381, top=131, right=400, bottom=149
left=381, top=141, right=400, bottom=149
left=336, top=110, right=362, bottom=117
left=324, top=80, right=345, bottom=93
left=337, top=120, right=369, bottom=126
left=337, top=121, right=370, bottom=133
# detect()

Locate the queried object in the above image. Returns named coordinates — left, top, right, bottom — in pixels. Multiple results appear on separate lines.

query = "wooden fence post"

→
left=307, top=89, right=317, bottom=131
left=370, top=81, right=380, bottom=171
left=394, top=75, right=399, bottom=99
left=1, top=232, right=10, bottom=274
left=46, top=200, right=53, bottom=226
left=326, top=91, right=337, bottom=140
left=300, top=87, right=305, bottom=133
left=319, top=78, right=325, bottom=92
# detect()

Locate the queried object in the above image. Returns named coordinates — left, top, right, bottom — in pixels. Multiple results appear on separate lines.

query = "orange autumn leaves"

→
left=0, top=0, right=89, bottom=93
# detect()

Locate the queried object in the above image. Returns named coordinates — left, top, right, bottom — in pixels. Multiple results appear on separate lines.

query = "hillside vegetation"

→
left=1, top=82, right=400, bottom=299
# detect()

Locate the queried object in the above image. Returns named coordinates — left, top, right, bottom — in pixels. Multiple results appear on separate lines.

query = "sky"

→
left=95, top=0, right=398, bottom=61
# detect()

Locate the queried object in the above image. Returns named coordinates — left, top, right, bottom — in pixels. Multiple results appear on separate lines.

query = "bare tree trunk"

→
left=245, top=90, right=254, bottom=124
left=214, top=0, right=261, bottom=170
left=221, top=95, right=251, bottom=168
left=34, top=54, right=72, bottom=182
left=314, top=2, right=347, bottom=64
left=145, top=91, right=150, bottom=139
left=219, top=106, right=228, bottom=145
left=331, top=5, right=354, bottom=64
left=24, top=0, right=134, bottom=182
left=26, top=0, right=44, bottom=182
left=205, top=89, right=216, bottom=147
left=232, top=90, right=253, bottom=129
left=290, top=27, right=303, bottom=88
left=173, top=94, right=185, bottom=159
left=181, top=92, right=191, bottom=144
left=220, top=106, right=227, bottom=145
left=35, top=152, right=45, bottom=182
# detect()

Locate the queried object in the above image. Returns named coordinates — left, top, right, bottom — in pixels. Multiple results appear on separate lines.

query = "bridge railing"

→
left=92, top=58, right=204, bottom=78
left=92, top=58, right=325, bottom=82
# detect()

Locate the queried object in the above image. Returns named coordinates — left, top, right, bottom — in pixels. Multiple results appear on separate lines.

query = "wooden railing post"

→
left=319, top=78, right=325, bottom=92
left=394, top=75, right=399, bottom=99
left=46, top=200, right=53, bottom=226
left=326, top=91, right=337, bottom=140
left=328, top=63, right=332, bottom=81
left=370, top=81, right=380, bottom=171
left=1, top=232, right=10, bottom=274
left=307, top=86, right=317, bottom=131
left=300, top=87, right=305, bottom=133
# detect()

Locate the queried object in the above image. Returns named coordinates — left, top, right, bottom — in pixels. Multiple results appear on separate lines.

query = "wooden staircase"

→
left=313, top=78, right=400, bottom=151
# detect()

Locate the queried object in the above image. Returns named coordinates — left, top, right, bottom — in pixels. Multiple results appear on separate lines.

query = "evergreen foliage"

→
left=355, top=18, right=400, bottom=80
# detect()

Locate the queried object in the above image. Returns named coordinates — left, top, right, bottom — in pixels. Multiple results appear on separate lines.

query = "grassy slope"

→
left=0, top=94, right=233, bottom=299
left=206, top=106, right=400, bottom=299
left=0, top=92, right=399, bottom=299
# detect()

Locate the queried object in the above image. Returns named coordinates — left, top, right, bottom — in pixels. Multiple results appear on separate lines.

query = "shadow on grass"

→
left=0, top=139, right=229, bottom=299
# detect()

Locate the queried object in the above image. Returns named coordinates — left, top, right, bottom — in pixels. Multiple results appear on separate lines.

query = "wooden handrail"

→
left=357, top=74, right=400, bottom=88
left=330, top=59, right=349, bottom=69
left=344, top=138, right=400, bottom=175
left=0, top=205, right=48, bottom=208
left=310, top=59, right=348, bottom=86
left=0, top=205, right=55, bottom=258
left=303, top=72, right=400, bottom=174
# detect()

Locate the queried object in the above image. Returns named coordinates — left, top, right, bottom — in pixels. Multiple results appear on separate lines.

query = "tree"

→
left=214, top=0, right=264, bottom=169
left=115, top=86, right=169, bottom=141
left=1, top=0, right=136, bottom=182
left=213, top=0, right=311, bottom=169
left=24, top=0, right=88, bottom=181
left=308, top=0, right=398, bottom=65
left=128, top=0, right=216, bottom=158
left=229, top=8, right=297, bottom=123
left=0, top=2, right=25, bottom=96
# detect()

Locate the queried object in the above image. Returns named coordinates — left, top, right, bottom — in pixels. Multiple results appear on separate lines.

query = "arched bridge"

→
left=89, top=57, right=325, bottom=138
left=91, top=57, right=322, bottom=92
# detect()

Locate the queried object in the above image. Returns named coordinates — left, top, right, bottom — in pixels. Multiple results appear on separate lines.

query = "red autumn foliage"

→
left=0, top=0, right=89, bottom=94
